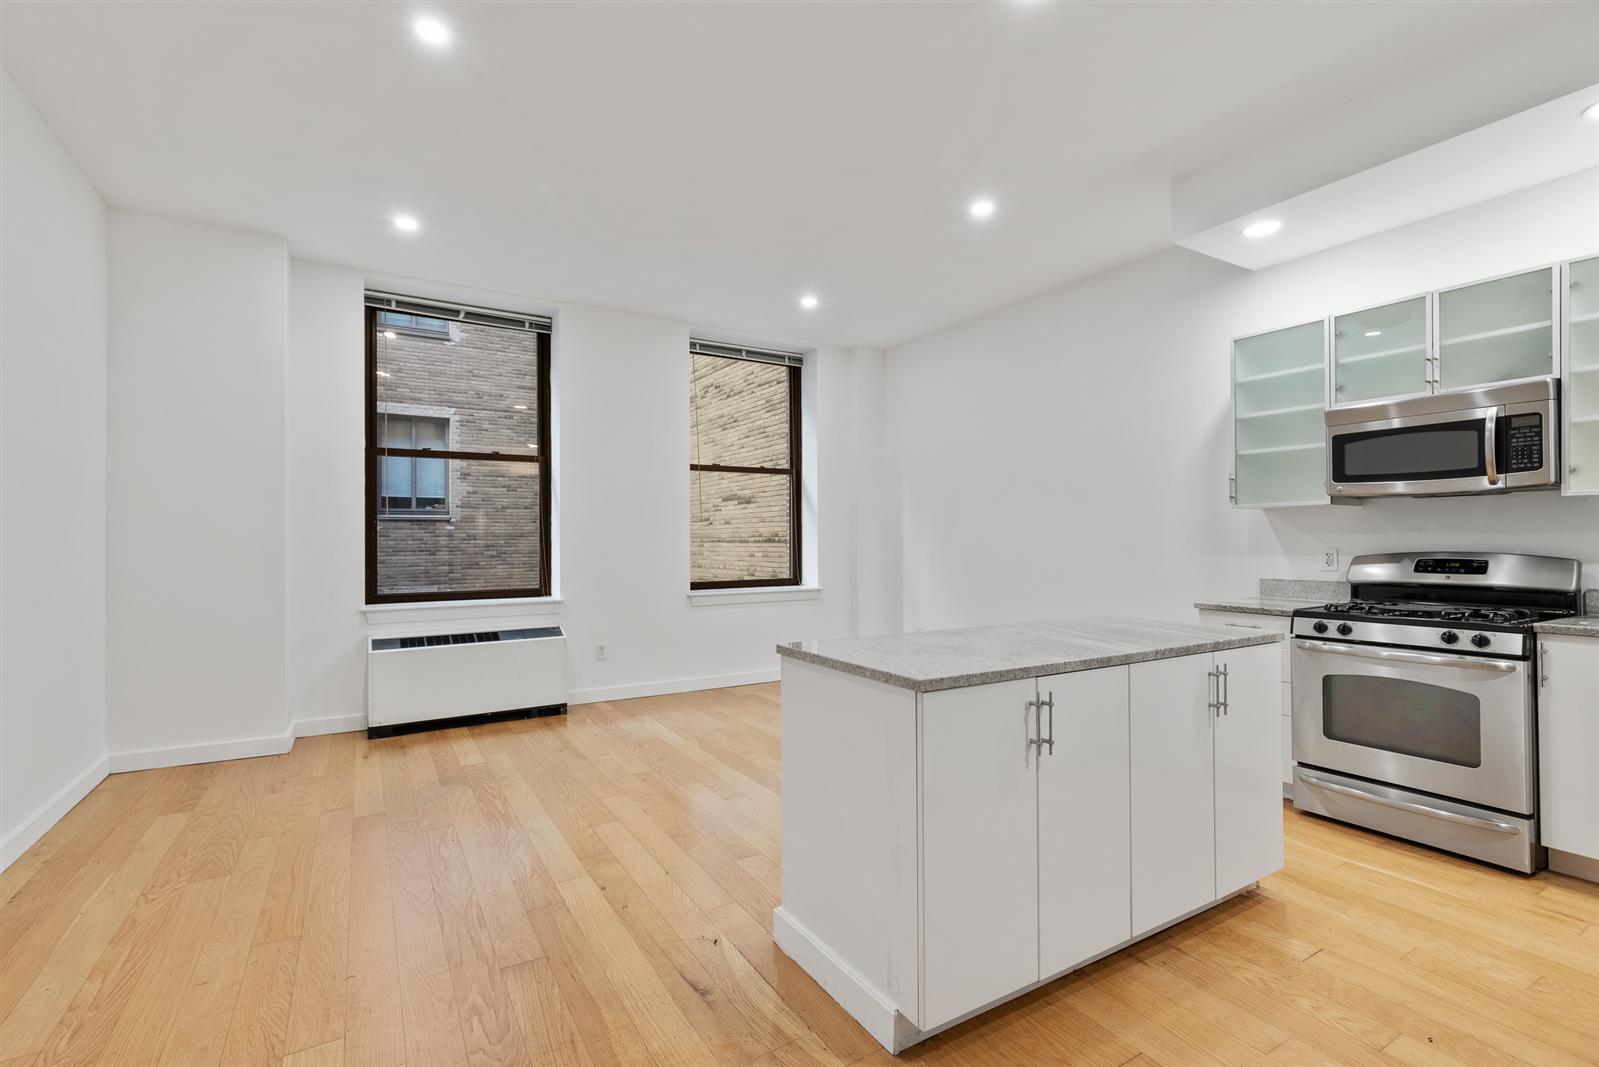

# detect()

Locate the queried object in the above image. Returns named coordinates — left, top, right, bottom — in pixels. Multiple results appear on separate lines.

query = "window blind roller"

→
left=689, top=339, right=804, bottom=368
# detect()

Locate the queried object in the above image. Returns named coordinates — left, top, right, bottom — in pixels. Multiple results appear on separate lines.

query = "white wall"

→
left=888, top=170, right=1599, bottom=632
left=285, top=265, right=874, bottom=727
left=106, top=211, right=290, bottom=767
left=0, top=72, right=109, bottom=866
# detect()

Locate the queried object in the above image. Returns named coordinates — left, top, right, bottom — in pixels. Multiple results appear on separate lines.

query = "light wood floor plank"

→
left=5, top=682, right=1597, bottom=1067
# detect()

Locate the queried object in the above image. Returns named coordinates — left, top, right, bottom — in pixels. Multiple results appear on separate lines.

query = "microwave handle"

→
left=1484, top=408, right=1499, bottom=486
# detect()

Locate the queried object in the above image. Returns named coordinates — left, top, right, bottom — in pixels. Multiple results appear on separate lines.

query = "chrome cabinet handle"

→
left=1026, top=697, right=1041, bottom=751
left=1298, top=772, right=1519, bottom=835
left=1484, top=407, right=1499, bottom=486
left=1294, top=638, right=1519, bottom=672
left=1207, top=667, right=1222, bottom=716
left=1220, top=663, right=1229, bottom=716
left=1042, top=691, right=1055, bottom=754
left=1539, top=646, right=1550, bottom=688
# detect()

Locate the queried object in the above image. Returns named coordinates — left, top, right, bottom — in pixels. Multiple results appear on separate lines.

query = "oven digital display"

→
left=1414, top=558, right=1489, bottom=575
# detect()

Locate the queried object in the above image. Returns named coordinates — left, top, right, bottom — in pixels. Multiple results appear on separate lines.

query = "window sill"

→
left=687, top=586, right=821, bottom=607
left=363, top=596, right=564, bottom=627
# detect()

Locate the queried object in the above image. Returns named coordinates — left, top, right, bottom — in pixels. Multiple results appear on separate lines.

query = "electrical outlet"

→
left=595, top=643, right=607, bottom=661
left=1321, top=549, right=1340, bottom=573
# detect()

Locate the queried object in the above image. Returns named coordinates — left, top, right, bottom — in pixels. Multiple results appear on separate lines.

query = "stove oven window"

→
left=1322, top=676, right=1483, bottom=768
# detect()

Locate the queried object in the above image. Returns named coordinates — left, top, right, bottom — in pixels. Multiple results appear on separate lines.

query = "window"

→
left=689, top=344, right=801, bottom=588
left=378, top=414, right=449, bottom=515
left=377, top=310, right=453, bottom=339
left=366, top=295, right=552, bottom=603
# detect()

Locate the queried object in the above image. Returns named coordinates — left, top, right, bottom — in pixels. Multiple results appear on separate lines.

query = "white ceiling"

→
left=2, top=1, right=1593, bottom=348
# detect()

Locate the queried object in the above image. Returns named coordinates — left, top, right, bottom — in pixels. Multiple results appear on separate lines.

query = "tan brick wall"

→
left=689, top=355, right=795, bottom=584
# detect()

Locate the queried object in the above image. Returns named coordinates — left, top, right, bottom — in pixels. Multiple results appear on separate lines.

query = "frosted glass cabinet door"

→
left=1566, top=257, right=1599, bottom=495
left=1232, top=321, right=1326, bottom=507
left=1332, top=297, right=1429, bottom=405
left=1437, top=267, right=1556, bottom=392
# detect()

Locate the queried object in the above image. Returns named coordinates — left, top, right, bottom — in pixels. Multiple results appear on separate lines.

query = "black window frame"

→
left=689, top=354, right=802, bottom=590
left=365, top=303, right=553, bottom=604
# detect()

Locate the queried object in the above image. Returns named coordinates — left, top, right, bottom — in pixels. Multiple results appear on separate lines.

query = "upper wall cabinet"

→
left=1331, top=296, right=1429, bottom=405
left=1231, top=321, right=1327, bottom=507
left=1565, top=257, right=1599, bottom=496
left=1437, top=266, right=1557, bottom=392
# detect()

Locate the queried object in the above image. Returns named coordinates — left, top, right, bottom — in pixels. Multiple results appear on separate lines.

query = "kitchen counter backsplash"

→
left=1586, top=589, right=1599, bottom=616
left=1258, top=578, right=1350, bottom=602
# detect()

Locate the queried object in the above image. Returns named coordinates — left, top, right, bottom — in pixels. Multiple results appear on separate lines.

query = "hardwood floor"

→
left=2, top=681, right=1597, bottom=1067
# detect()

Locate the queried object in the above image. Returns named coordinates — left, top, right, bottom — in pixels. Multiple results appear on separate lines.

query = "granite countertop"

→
left=1193, top=596, right=1325, bottom=617
left=1534, top=616, right=1599, bottom=639
left=776, top=617, right=1282, bottom=692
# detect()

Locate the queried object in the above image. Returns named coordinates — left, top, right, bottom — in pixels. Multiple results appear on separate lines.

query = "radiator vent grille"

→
left=370, top=625, right=563, bottom=653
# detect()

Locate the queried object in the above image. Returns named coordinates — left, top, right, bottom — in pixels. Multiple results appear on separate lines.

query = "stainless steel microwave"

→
left=1325, top=378, right=1559, bottom=498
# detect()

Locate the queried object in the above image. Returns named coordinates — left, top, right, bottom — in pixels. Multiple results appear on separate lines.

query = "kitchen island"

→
left=773, top=618, right=1285, bottom=1054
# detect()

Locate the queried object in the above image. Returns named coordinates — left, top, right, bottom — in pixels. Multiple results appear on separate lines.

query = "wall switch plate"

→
left=1321, top=549, right=1339, bottom=573
left=595, top=643, right=607, bottom=661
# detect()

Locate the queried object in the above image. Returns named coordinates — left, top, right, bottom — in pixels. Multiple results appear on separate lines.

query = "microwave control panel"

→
left=1506, top=414, right=1544, bottom=473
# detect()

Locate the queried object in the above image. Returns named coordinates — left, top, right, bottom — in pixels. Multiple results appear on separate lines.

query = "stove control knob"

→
left=1312, top=621, right=1329, bottom=635
left=1439, top=630, right=1460, bottom=645
left=1471, top=633, right=1491, bottom=649
left=1336, top=623, right=1353, bottom=637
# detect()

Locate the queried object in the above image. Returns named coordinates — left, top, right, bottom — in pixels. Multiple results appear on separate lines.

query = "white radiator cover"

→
left=367, top=626, right=566, bottom=729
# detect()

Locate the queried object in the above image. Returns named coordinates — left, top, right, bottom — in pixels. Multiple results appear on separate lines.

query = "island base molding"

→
left=775, top=885, right=1263, bottom=1055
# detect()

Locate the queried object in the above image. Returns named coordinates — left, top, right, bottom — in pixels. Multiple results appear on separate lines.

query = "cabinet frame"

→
left=1561, top=257, right=1598, bottom=496
left=1432, top=262, right=1561, bottom=398
left=1328, top=289, right=1434, bottom=410
left=1229, top=317, right=1332, bottom=509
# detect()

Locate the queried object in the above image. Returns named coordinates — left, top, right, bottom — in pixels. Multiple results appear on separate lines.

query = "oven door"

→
left=1327, top=405, right=1502, bottom=497
left=1291, top=639, right=1534, bottom=814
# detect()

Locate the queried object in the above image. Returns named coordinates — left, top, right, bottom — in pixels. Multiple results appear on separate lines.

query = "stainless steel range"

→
left=1290, top=551, right=1582, bottom=873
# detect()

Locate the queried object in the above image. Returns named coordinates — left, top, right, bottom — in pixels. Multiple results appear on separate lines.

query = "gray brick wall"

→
left=374, top=320, right=542, bottom=595
left=689, top=355, right=795, bottom=583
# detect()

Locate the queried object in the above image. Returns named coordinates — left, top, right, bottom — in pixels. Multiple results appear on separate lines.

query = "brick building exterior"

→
left=374, top=319, right=542, bottom=595
left=373, top=319, right=795, bottom=594
left=689, top=355, right=795, bottom=584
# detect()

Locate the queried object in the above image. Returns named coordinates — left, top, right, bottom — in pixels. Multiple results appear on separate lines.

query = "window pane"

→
left=376, top=320, right=541, bottom=454
left=415, top=456, right=447, bottom=500
left=690, top=469, right=792, bottom=583
left=690, top=355, right=790, bottom=469
left=375, top=458, right=541, bottom=595
left=380, top=454, right=413, bottom=500
left=379, top=414, right=414, bottom=448
left=414, top=418, right=448, bottom=450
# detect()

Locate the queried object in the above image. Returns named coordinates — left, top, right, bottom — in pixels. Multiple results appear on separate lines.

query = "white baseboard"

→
left=569, top=667, right=779, bottom=706
left=294, top=713, right=368, bottom=738
left=772, top=906, right=912, bottom=1053
left=109, top=732, right=294, bottom=773
left=1, top=755, right=110, bottom=871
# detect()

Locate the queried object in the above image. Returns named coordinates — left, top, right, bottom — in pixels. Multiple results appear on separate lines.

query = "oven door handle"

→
left=1298, top=772, right=1520, bottom=835
left=1293, top=638, right=1519, bottom=672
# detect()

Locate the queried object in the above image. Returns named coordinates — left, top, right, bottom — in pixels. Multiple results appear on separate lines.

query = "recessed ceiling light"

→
left=799, top=293, right=819, bottom=311
left=376, top=370, right=391, bottom=378
left=527, top=443, right=538, bottom=449
left=968, top=197, right=997, bottom=220
left=383, top=330, right=397, bottom=340
left=1364, top=330, right=1382, bottom=337
left=413, top=16, right=450, bottom=47
left=1583, top=102, right=1599, bottom=121
left=513, top=404, right=528, bottom=410
left=392, top=214, right=420, bottom=233
left=1242, top=219, right=1282, bottom=239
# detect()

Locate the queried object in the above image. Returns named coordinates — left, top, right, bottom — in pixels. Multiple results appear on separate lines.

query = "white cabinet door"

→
left=1538, top=637, right=1599, bottom=860
left=1130, top=652, right=1215, bottom=935
left=1037, top=666, right=1131, bottom=979
left=1214, top=643, right=1285, bottom=896
left=919, top=679, right=1040, bottom=1030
